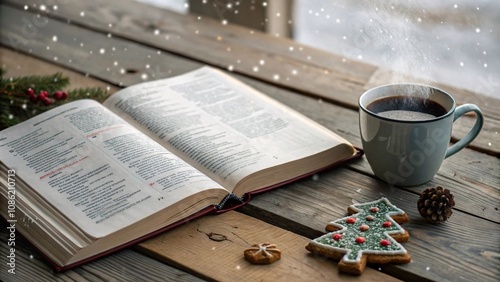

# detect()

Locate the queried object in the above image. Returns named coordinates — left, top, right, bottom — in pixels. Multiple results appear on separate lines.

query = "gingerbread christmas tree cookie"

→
left=306, top=198, right=411, bottom=275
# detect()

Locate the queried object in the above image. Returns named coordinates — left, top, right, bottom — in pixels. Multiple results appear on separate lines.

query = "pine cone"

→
left=417, top=186, right=455, bottom=224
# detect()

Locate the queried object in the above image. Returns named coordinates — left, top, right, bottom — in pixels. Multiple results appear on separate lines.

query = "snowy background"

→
left=134, top=0, right=499, bottom=98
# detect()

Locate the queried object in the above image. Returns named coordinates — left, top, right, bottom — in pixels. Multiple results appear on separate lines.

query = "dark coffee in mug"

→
left=359, top=84, right=483, bottom=186
left=366, top=96, right=448, bottom=121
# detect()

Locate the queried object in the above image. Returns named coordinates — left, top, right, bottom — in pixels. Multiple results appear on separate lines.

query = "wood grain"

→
left=0, top=48, right=118, bottom=93
left=247, top=80, right=500, bottom=224
left=2, top=0, right=499, bottom=155
left=0, top=6, right=498, bottom=223
left=0, top=48, right=203, bottom=282
left=15, top=0, right=499, bottom=118
left=0, top=221, right=203, bottom=282
left=1, top=22, right=498, bottom=225
left=0, top=3, right=498, bottom=282
left=2, top=38, right=497, bottom=281
left=5, top=0, right=375, bottom=91
left=137, top=211, right=401, bottom=282
left=240, top=168, right=500, bottom=282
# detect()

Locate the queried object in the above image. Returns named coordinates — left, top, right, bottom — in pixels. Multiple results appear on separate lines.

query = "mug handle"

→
left=445, top=104, right=484, bottom=158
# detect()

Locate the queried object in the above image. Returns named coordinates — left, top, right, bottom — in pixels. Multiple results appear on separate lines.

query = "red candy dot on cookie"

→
left=355, top=237, right=366, bottom=244
left=346, top=217, right=356, bottom=224
left=380, top=239, right=391, bottom=246
left=370, top=207, right=379, bottom=213
left=359, top=224, right=370, bottom=232
left=382, top=221, right=392, bottom=228
left=366, top=215, right=374, bottom=221
left=332, top=234, right=342, bottom=241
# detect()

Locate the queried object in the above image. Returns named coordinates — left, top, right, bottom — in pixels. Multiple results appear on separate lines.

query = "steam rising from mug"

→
left=347, top=1, right=439, bottom=98
left=359, top=84, right=484, bottom=186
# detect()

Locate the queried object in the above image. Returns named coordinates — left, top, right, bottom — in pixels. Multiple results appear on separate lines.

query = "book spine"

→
left=215, top=193, right=247, bottom=212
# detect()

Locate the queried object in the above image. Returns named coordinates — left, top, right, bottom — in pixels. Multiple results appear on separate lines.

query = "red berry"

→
left=359, top=224, right=370, bottom=232
left=370, top=207, right=379, bottom=213
left=41, top=97, right=52, bottom=105
left=380, top=239, right=391, bottom=246
left=53, top=91, right=63, bottom=100
left=355, top=237, right=366, bottom=244
left=61, top=91, right=69, bottom=99
left=332, top=234, right=342, bottom=241
left=26, top=88, right=35, bottom=96
left=39, top=90, right=49, bottom=99
left=382, top=221, right=392, bottom=228
left=346, top=217, right=356, bottom=224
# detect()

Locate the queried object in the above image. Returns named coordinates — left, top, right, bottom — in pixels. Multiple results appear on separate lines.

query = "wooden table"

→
left=1, top=1, right=498, bottom=281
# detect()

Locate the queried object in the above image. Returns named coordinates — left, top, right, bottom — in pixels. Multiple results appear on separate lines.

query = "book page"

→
left=0, top=100, right=224, bottom=238
left=104, top=67, right=353, bottom=192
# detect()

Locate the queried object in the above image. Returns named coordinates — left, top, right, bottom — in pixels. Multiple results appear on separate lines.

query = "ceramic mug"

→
left=359, top=84, right=484, bottom=186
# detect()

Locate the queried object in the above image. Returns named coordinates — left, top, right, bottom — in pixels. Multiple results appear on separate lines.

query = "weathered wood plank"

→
left=2, top=1, right=498, bottom=156
left=6, top=0, right=374, bottom=91
left=0, top=7, right=498, bottom=282
left=1, top=7, right=498, bottom=224
left=0, top=47, right=118, bottom=93
left=137, top=211, right=401, bottom=282
left=240, top=168, right=500, bottom=282
left=2, top=34, right=498, bottom=282
left=0, top=48, right=206, bottom=282
left=0, top=221, right=204, bottom=282
left=250, top=81, right=500, bottom=224
left=0, top=8, right=201, bottom=87
left=6, top=0, right=500, bottom=119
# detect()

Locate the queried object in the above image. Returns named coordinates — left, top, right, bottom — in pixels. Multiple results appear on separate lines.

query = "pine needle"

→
left=0, top=69, right=110, bottom=130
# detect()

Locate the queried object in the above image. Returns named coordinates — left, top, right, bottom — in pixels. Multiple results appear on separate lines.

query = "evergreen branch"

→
left=0, top=70, right=110, bottom=130
left=0, top=72, right=69, bottom=96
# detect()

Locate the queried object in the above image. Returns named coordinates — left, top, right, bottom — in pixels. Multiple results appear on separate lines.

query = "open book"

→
left=0, top=67, right=361, bottom=270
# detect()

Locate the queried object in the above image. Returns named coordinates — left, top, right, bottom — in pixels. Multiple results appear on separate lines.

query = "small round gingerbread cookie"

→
left=244, top=243, right=281, bottom=265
